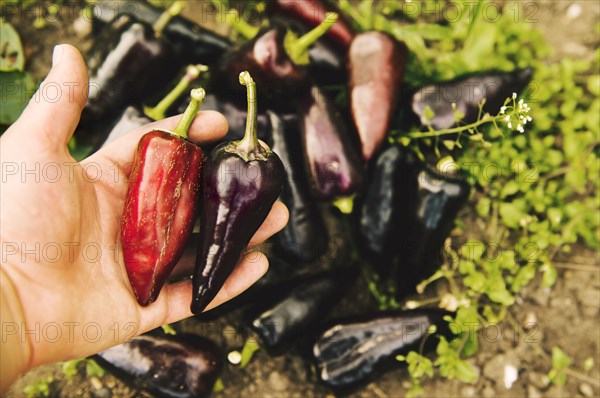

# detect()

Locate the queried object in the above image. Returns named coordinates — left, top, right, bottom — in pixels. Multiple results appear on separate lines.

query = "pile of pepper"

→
left=80, top=0, right=534, bottom=395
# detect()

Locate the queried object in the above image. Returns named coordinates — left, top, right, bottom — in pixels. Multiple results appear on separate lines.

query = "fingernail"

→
left=52, top=45, right=65, bottom=66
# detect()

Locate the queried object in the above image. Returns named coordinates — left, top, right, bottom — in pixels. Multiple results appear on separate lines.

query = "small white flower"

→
left=523, top=119, right=528, bottom=125
left=512, top=92, right=517, bottom=99
left=517, top=124, right=524, bottom=133
left=519, top=99, right=524, bottom=105
left=500, top=106, right=507, bottom=114
left=520, top=115, right=525, bottom=119
left=508, top=122, right=513, bottom=129
left=527, top=116, right=533, bottom=122
left=505, top=115, right=511, bottom=122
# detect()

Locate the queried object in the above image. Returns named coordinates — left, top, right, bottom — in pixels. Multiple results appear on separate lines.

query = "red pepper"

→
left=121, top=89, right=206, bottom=306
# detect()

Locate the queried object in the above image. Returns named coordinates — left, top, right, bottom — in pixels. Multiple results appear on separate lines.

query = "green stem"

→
left=239, top=339, right=261, bottom=369
left=285, top=12, right=338, bottom=65
left=338, top=0, right=368, bottom=30
left=406, top=114, right=495, bottom=139
left=225, top=9, right=259, bottom=39
left=153, top=1, right=185, bottom=37
left=237, top=71, right=259, bottom=155
left=172, top=88, right=205, bottom=139
left=144, top=64, right=207, bottom=121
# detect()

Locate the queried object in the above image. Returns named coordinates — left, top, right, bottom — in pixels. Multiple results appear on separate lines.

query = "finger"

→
left=143, top=252, right=269, bottom=327
left=89, top=110, right=228, bottom=173
left=13, top=44, right=88, bottom=150
left=248, top=201, right=289, bottom=247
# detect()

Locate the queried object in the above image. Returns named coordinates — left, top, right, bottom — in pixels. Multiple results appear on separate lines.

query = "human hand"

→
left=0, top=44, right=288, bottom=388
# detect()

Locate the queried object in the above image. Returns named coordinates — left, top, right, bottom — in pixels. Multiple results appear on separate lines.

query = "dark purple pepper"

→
left=411, top=68, right=534, bottom=130
left=213, top=14, right=339, bottom=113
left=191, top=72, right=285, bottom=314
left=313, top=309, right=452, bottom=392
left=244, top=269, right=356, bottom=355
left=95, top=332, right=223, bottom=398
left=349, top=32, right=408, bottom=160
left=269, top=111, right=328, bottom=263
left=298, top=85, right=364, bottom=200
left=92, top=0, right=232, bottom=64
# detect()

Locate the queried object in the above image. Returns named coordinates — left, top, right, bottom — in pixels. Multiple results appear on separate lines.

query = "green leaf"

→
left=461, top=332, right=479, bottom=358
left=460, top=239, right=485, bottom=261
left=85, top=359, right=105, bottom=378
left=511, top=264, right=537, bottom=292
left=476, top=197, right=491, bottom=217
left=62, top=359, right=83, bottom=380
left=454, top=358, right=479, bottom=383
left=500, top=180, right=520, bottom=198
left=0, top=20, right=25, bottom=72
left=486, top=276, right=515, bottom=305
left=551, top=347, right=572, bottom=370
left=0, top=71, right=36, bottom=125
left=499, top=202, right=526, bottom=229
left=541, top=262, right=558, bottom=287
left=406, top=351, right=434, bottom=379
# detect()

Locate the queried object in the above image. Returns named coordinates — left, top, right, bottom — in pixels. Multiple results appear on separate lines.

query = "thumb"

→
left=13, top=44, right=89, bottom=151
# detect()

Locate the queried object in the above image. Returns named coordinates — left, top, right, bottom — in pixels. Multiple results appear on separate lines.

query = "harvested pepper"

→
left=313, top=309, right=451, bottom=392
left=269, top=111, right=328, bottom=263
left=191, top=72, right=285, bottom=314
left=298, top=85, right=364, bottom=200
left=92, top=0, right=232, bottom=64
left=121, top=89, right=206, bottom=306
left=266, top=0, right=354, bottom=49
left=95, top=332, right=223, bottom=398
left=213, top=13, right=339, bottom=113
left=357, top=145, right=471, bottom=296
left=100, top=64, right=207, bottom=149
left=81, top=2, right=186, bottom=140
left=357, top=145, right=421, bottom=277
left=243, top=269, right=356, bottom=356
left=411, top=68, right=534, bottom=130
left=349, top=32, right=408, bottom=160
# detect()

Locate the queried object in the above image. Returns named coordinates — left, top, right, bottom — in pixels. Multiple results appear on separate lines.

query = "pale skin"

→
left=0, top=44, right=288, bottom=392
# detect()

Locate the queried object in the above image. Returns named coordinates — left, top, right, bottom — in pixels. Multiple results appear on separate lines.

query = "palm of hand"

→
left=0, top=45, right=287, bottom=369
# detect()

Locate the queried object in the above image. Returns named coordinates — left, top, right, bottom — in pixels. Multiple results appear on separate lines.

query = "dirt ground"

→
left=4, top=1, right=599, bottom=397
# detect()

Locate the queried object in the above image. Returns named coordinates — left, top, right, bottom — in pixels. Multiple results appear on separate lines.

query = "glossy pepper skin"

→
left=411, top=68, right=533, bottom=130
left=269, top=112, right=328, bottom=263
left=191, top=72, right=285, bottom=314
left=121, top=90, right=206, bottom=306
left=357, top=145, right=471, bottom=295
left=298, top=85, right=364, bottom=200
left=92, top=0, right=232, bottom=64
left=357, top=145, right=421, bottom=277
left=95, top=333, right=223, bottom=398
left=396, top=165, right=471, bottom=295
left=213, top=14, right=339, bottom=113
left=244, top=269, right=357, bottom=355
left=349, top=32, right=408, bottom=160
left=313, top=309, right=451, bottom=392
left=267, top=0, right=354, bottom=49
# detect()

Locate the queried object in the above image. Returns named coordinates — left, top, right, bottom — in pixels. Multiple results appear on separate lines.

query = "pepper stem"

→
left=153, top=1, right=185, bottom=38
left=225, top=9, right=260, bottom=39
left=144, top=64, right=208, bottom=121
left=237, top=71, right=260, bottom=155
left=284, top=12, right=338, bottom=65
left=172, top=88, right=205, bottom=139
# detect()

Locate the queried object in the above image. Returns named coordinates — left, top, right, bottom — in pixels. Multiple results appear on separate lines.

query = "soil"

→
left=4, top=1, right=599, bottom=397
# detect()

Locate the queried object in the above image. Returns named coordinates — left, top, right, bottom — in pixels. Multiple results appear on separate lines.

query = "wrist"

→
left=1, top=267, right=32, bottom=393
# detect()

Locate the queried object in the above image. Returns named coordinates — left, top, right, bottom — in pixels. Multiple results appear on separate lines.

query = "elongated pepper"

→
left=191, top=72, right=285, bottom=314
left=121, top=89, right=206, bottom=306
left=298, top=85, right=364, bottom=200
left=267, top=0, right=354, bottom=49
left=313, top=309, right=452, bottom=391
left=95, top=332, right=223, bottom=398
left=213, top=13, right=339, bottom=113
left=411, top=68, right=533, bottom=130
left=92, top=0, right=232, bottom=63
left=349, top=32, right=408, bottom=160
left=269, top=111, right=328, bottom=263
